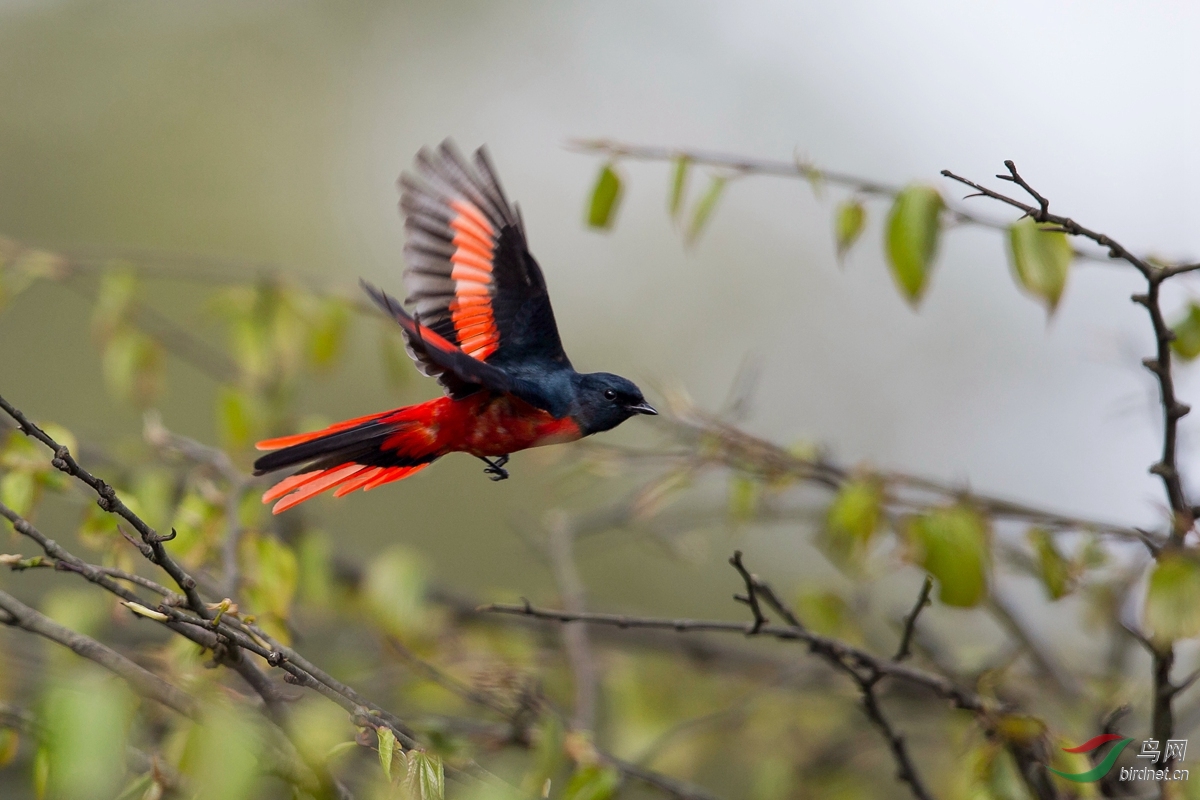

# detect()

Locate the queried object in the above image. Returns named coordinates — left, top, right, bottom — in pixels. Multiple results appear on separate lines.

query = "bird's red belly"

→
left=442, top=393, right=582, bottom=457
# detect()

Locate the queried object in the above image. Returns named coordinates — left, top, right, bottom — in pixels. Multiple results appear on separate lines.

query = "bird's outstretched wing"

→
left=391, top=140, right=570, bottom=399
left=361, top=280, right=560, bottom=414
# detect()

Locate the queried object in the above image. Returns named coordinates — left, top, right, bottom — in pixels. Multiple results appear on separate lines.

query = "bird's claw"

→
left=481, top=455, right=510, bottom=482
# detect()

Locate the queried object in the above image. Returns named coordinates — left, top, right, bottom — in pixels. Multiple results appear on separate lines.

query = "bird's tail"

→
left=253, top=398, right=449, bottom=514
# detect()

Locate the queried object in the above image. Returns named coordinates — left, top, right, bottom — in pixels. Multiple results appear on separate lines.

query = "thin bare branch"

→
left=894, top=576, right=933, bottom=662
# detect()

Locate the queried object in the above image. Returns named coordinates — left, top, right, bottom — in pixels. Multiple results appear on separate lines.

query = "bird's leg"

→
left=479, top=454, right=510, bottom=481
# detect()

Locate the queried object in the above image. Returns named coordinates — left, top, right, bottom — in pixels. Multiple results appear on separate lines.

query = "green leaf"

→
left=92, top=268, right=137, bottom=339
left=885, top=185, right=944, bottom=305
left=668, top=155, right=690, bottom=219
left=727, top=474, right=759, bottom=520
left=241, top=533, right=298, bottom=629
left=377, top=727, right=398, bottom=782
left=1171, top=303, right=1200, bottom=361
left=0, top=727, right=19, bottom=767
left=819, top=478, right=883, bottom=573
left=403, top=751, right=445, bottom=800
left=288, top=698, right=354, bottom=768
left=904, top=506, right=989, bottom=607
left=563, top=764, right=620, bottom=800
left=364, top=547, right=429, bottom=637
left=1145, top=553, right=1200, bottom=643
left=686, top=175, right=727, bottom=245
left=180, top=703, right=263, bottom=800
left=834, top=199, right=866, bottom=262
left=586, top=163, right=622, bottom=230
left=101, top=329, right=163, bottom=408
left=1008, top=216, right=1072, bottom=312
left=42, top=669, right=135, bottom=800
left=1, top=469, right=37, bottom=518
left=306, top=297, right=350, bottom=370
left=216, top=386, right=259, bottom=448
left=1028, top=527, right=1072, bottom=600
left=522, top=714, right=566, bottom=796
left=33, top=745, right=49, bottom=800
left=795, top=591, right=852, bottom=638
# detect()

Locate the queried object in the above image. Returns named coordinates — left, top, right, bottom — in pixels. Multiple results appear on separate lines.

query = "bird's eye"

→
left=603, top=389, right=617, bottom=401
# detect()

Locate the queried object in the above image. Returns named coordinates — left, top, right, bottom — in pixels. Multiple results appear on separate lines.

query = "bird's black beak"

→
left=628, top=402, right=658, bottom=416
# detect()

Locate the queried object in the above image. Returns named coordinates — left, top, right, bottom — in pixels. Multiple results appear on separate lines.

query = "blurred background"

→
left=2, top=2, right=1200, bottom=798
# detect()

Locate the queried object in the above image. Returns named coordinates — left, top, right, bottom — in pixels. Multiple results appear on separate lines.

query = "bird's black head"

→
left=569, top=372, right=657, bottom=435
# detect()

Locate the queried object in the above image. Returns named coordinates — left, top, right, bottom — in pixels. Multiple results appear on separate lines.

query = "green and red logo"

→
left=1048, top=734, right=1134, bottom=782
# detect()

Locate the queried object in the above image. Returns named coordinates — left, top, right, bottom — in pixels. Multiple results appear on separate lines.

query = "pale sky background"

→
left=1, top=0, right=1198, bottom=632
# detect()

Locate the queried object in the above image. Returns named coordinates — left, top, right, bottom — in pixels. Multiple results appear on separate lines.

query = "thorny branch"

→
left=620, top=400, right=1163, bottom=548
left=942, top=160, right=1195, bottom=776
left=569, top=139, right=1200, bottom=273
left=484, top=548, right=1068, bottom=800
left=728, top=552, right=935, bottom=800
left=0, top=393, right=718, bottom=800
left=893, top=575, right=933, bottom=663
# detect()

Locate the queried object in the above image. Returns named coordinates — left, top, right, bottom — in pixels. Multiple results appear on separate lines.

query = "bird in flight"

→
left=253, top=140, right=656, bottom=513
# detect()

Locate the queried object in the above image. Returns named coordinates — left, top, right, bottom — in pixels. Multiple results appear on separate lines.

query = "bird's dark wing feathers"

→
left=387, top=140, right=570, bottom=400
left=360, top=280, right=559, bottom=414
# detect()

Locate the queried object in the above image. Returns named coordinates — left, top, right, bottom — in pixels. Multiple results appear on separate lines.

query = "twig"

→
left=567, top=138, right=1151, bottom=269
left=0, top=393, right=210, bottom=616
left=143, top=411, right=252, bottom=595
left=724, top=554, right=935, bottom=800
left=478, top=603, right=995, bottom=714
left=943, top=162, right=1192, bottom=763
left=728, top=551, right=769, bottom=633
left=894, top=576, right=933, bottom=662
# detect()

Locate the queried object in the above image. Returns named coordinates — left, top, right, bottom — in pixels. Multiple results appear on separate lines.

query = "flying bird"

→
left=253, top=141, right=657, bottom=513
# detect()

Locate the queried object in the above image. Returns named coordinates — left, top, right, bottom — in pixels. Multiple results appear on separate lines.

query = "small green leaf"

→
left=820, top=478, right=883, bottom=573
left=42, top=669, right=135, bottom=800
left=522, top=714, right=566, bottom=796
left=1008, top=216, right=1072, bottom=312
left=306, top=297, right=350, bottom=370
left=33, top=745, right=49, bottom=800
left=0, top=728, right=19, bottom=767
left=403, top=751, right=445, bottom=800
left=1171, top=303, right=1200, bottom=361
left=101, top=329, right=164, bottom=408
left=241, top=533, right=298, bottom=639
left=686, top=175, right=727, bottom=245
left=364, top=547, right=428, bottom=637
left=668, top=155, right=690, bottom=219
left=216, top=387, right=258, bottom=448
left=826, top=479, right=883, bottom=545
left=563, top=764, right=620, bottom=800
left=180, top=703, right=262, bottom=800
left=377, top=727, right=398, bottom=782
left=904, top=506, right=989, bottom=607
left=885, top=185, right=944, bottom=305
left=0, top=469, right=37, bottom=518
left=92, top=268, right=138, bottom=339
left=727, top=474, right=759, bottom=520
left=834, top=199, right=866, bottom=262
left=586, top=163, right=622, bottom=230
left=1145, top=553, right=1200, bottom=643
left=1028, top=527, right=1072, bottom=600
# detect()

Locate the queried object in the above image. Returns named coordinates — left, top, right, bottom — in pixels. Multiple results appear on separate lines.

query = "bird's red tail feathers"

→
left=254, top=399, right=447, bottom=514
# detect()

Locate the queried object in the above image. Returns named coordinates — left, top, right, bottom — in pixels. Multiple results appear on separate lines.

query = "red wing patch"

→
left=447, top=199, right=500, bottom=361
